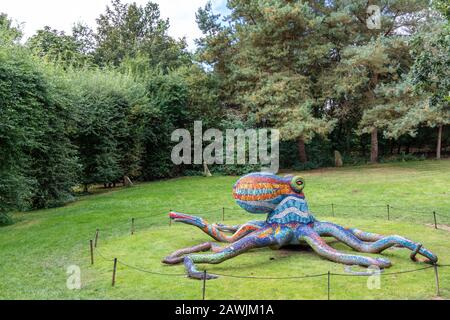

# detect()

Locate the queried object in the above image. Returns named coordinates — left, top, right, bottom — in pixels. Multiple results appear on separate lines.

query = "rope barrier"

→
left=95, top=247, right=115, bottom=262
left=95, top=247, right=185, bottom=276
left=97, top=249, right=441, bottom=279
left=435, top=212, right=450, bottom=218
left=116, top=260, right=186, bottom=277
left=331, top=265, right=434, bottom=277
left=217, top=204, right=450, bottom=216
left=389, top=206, right=434, bottom=215
left=94, top=244, right=448, bottom=280
left=212, top=272, right=328, bottom=280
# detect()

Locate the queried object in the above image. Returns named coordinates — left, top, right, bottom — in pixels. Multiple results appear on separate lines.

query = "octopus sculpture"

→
left=163, top=172, right=438, bottom=280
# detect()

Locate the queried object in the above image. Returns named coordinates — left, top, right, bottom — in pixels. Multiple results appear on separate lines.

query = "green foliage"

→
left=139, top=65, right=224, bottom=180
left=1, top=0, right=449, bottom=219
left=0, top=13, right=22, bottom=45
left=94, top=0, right=190, bottom=70
left=204, top=0, right=336, bottom=142
left=280, top=136, right=334, bottom=170
left=195, top=0, right=437, bottom=163
left=27, top=26, right=92, bottom=68
left=433, top=0, right=450, bottom=20
left=371, top=20, right=449, bottom=141
left=380, top=152, right=426, bottom=163
left=0, top=212, right=13, bottom=226
left=0, top=44, right=80, bottom=211
left=68, top=68, right=149, bottom=186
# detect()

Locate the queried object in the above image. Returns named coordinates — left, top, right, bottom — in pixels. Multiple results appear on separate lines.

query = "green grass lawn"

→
left=1, top=160, right=449, bottom=300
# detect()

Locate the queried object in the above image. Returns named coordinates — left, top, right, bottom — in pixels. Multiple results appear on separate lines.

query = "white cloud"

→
left=0, top=0, right=228, bottom=50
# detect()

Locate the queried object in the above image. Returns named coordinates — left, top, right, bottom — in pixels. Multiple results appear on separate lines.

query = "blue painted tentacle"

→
left=213, top=223, right=241, bottom=232
left=298, top=225, right=392, bottom=268
left=169, top=212, right=262, bottom=243
left=313, top=221, right=438, bottom=263
left=183, top=225, right=292, bottom=279
left=347, top=228, right=384, bottom=242
left=183, top=256, right=218, bottom=280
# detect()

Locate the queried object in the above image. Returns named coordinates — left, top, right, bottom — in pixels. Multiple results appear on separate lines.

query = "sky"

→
left=0, top=0, right=229, bottom=50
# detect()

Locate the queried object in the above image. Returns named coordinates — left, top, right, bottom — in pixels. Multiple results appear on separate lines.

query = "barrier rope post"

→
left=222, top=207, right=225, bottom=222
left=202, top=270, right=207, bottom=300
left=89, top=240, right=94, bottom=265
left=387, top=204, right=390, bottom=221
left=327, top=271, right=331, bottom=300
left=112, top=258, right=118, bottom=287
left=433, top=264, right=440, bottom=296
left=94, top=229, right=99, bottom=248
left=331, top=204, right=335, bottom=217
left=131, top=218, right=135, bottom=235
left=433, top=211, right=438, bottom=229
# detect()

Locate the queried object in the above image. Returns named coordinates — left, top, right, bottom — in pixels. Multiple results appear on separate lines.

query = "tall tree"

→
left=72, top=22, right=97, bottom=55
left=197, top=1, right=433, bottom=163
left=0, top=13, right=22, bottom=45
left=196, top=0, right=336, bottom=163
left=369, top=5, right=449, bottom=159
left=94, top=0, right=190, bottom=70
left=27, top=26, right=92, bottom=68
left=317, top=0, right=432, bottom=162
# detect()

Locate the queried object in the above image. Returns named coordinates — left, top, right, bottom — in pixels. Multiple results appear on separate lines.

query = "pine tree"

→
left=372, top=7, right=449, bottom=159
left=319, top=0, right=431, bottom=163
left=196, top=0, right=336, bottom=163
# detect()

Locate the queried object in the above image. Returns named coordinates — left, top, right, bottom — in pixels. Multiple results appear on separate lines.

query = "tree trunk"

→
left=436, top=125, right=442, bottom=160
left=370, top=128, right=378, bottom=163
left=297, top=137, right=307, bottom=163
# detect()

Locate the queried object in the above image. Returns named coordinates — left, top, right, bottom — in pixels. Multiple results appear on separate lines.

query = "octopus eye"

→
left=290, top=176, right=305, bottom=192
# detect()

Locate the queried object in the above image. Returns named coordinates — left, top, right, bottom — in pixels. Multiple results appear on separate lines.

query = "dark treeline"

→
left=0, top=0, right=449, bottom=222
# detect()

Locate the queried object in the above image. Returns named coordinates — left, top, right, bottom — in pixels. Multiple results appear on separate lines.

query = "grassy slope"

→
left=0, top=160, right=449, bottom=299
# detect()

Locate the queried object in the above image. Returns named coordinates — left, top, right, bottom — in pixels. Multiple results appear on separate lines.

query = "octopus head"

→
left=232, top=172, right=305, bottom=214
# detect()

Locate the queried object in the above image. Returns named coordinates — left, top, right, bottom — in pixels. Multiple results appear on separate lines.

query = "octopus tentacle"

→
left=313, top=221, right=437, bottom=263
left=183, top=225, right=291, bottom=280
left=347, top=228, right=384, bottom=242
left=212, top=223, right=241, bottom=233
left=162, top=242, right=213, bottom=264
left=169, top=211, right=263, bottom=242
left=314, top=221, right=383, bottom=244
left=314, top=221, right=383, bottom=242
left=298, top=225, right=392, bottom=268
left=162, top=242, right=228, bottom=265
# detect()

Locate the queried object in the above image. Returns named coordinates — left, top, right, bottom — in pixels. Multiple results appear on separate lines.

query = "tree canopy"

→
left=0, top=1, right=448, bottom=223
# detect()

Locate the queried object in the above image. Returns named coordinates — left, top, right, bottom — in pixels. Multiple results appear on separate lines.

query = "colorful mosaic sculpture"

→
left=163, top=172, right=438, bottom=280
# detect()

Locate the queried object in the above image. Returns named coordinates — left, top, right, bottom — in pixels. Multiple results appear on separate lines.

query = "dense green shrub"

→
left=380, top=152, right=426, bottom=163
left=68, top=69, right=149, bottom=189
left=0, top=44, right=80, bottom=212
left=139, top=67, right=223, bottom=180
left=139, top=72, right=188, bottom=180
left=0, top=212, right=13, bottom=226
